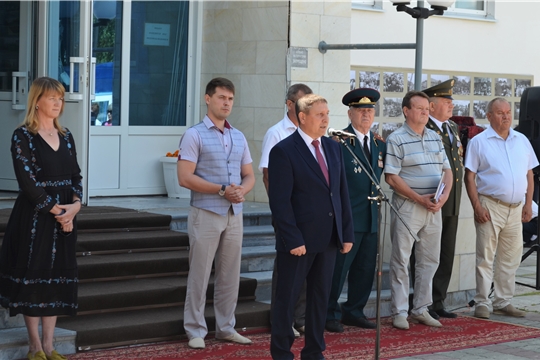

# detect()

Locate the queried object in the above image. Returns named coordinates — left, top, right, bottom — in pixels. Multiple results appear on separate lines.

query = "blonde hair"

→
left=23, top=77, right=66, bottom=136
left=295, top=94, right=327, bottom=120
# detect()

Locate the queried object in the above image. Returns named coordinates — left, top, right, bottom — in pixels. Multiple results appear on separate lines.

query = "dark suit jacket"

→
left=341, top=125, right=387, bottom=233
left=268, top=130, right=354, bottom=253
left=426, top=118, right=463, bottom=217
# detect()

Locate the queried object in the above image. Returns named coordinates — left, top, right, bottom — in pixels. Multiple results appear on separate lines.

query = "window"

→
left=352, top=0, right=383, bottom=11
left=454, top=0, right=484, bottom=11
left=0, top=2, right=20, bottom=91
left=128, top=1, right=189, bottom=126
left=444, top=0, right=495, bottom=19
left=92, top=0, right=122, bottom=126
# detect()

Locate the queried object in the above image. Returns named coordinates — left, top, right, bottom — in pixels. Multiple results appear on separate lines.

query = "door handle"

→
left=69, top=57, right=85, bottom=100
left=90, top=57, right=96, bottom=101
left=12, top=71, right=27, bottom=110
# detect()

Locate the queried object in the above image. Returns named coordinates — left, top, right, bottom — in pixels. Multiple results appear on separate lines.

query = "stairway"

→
left=0, top=206, right=271, bottom=357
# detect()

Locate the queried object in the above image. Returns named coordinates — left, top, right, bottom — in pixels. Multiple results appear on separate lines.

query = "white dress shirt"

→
left=258, top=114, right=297, bottom=172
left=465, top=126, right=539, bottom=204
left=430, top=116, right=453, bottom=143
left=297, top=127, right=327, bottom=167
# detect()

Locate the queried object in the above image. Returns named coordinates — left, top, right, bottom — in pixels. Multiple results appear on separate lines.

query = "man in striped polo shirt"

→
left=384, top=91, right=453, bottom=330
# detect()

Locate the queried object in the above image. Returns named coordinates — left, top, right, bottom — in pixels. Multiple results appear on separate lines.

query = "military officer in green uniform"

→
left=423, top=79, right=464, bottom=319
left=325, top=88, right=386, bottom=332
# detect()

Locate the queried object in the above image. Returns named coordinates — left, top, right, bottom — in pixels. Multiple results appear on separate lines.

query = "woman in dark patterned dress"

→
left=0, top=77, right=83, bottom=360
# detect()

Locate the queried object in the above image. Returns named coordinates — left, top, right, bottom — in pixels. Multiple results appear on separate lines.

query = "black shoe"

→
left=525, top=239, right=538, bottom=248
left=428, top=309, right=440, bottom=320
left=325, top=320, right=343, bottom=333
left=342, top=316, right=376, bottom=329
left=435, top=309, right=458, bottom=318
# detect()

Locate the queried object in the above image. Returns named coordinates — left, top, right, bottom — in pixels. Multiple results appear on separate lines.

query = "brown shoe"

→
left=494, top=304, right=526, bottom=317
left=474, top=305, right=490, bottom=319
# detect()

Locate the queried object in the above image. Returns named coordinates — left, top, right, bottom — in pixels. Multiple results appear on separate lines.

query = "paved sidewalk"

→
left=396, top=250, right=540, bottom=360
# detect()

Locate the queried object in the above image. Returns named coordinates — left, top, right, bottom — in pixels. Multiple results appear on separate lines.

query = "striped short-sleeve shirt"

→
left=384, top=122, right=450, bottom=195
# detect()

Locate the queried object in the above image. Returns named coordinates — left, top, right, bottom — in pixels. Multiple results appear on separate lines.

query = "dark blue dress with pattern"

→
left=0, top=126, right=82, bottom=317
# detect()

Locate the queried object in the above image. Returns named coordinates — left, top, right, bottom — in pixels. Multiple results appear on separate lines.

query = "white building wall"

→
left=350, top=1, right=540, bottom=305
left=351, top=1, right=540, bottom=81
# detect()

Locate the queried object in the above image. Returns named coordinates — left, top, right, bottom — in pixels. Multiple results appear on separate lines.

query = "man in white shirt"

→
left=465, top=97, right=539, bottom=319
left=259, top=83, right=312, bottom=335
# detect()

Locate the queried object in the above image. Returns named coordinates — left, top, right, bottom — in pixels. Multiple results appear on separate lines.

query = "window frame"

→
left=443, top=0, right=495, bottom=20
left=351, top=0, right=383, bottom=12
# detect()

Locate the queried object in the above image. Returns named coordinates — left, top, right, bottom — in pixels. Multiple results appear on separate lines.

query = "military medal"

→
left=378, top=152, right=383, bottom=168
left=352, top=159, right=361, bottom=174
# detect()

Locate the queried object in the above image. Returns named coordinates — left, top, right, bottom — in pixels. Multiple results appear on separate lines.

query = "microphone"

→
left=328, top=128, right=357, bottom=138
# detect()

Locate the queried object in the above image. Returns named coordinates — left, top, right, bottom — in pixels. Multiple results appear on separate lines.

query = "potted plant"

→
left=160, top=150, right=190, bottom=199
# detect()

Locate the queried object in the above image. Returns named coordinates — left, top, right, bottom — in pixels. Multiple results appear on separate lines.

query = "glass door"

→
left=0, top=1, right=34, bottom=191
left=44, top=0, right=93, bottom=203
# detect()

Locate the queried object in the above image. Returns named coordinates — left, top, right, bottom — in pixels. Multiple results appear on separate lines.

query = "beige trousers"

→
left=474, top=195, right=523, bottom=309
left=390, top=194, right=441, bottom=317
left=183, top=206, right=243, bottom=340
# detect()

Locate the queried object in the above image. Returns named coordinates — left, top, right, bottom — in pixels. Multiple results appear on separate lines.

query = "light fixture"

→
left=389, top=0, right=455, bottom=90
left=390, top=0, right=455, bottom=18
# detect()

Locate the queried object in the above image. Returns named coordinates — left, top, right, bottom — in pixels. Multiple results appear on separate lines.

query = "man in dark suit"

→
left=423, top=79, right=463, bottom=319
left=325, top=88, right=386, bottom=332
left=268, top=94, right=354, bottom=360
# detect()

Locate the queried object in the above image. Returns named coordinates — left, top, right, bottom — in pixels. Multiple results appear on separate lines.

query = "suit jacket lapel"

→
left=293, top=131, right=329, bottom=187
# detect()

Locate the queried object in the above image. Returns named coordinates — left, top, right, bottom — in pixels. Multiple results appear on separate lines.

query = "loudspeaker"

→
left=518, top=86, right=540, bottom=140
left=517, top=86, right=540, bottom=175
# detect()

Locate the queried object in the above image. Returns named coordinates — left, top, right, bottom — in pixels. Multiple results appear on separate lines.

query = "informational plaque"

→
left=144, top=23, right=170, bottom=46
left=291, top=47, right=308, bottom=68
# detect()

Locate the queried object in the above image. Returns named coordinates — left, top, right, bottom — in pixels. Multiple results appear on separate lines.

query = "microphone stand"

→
left=337, top=136, right=421, bottom=360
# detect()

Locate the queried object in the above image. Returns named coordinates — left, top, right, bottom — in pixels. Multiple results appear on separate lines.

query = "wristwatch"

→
left=218, top=185, right=226, bottom=196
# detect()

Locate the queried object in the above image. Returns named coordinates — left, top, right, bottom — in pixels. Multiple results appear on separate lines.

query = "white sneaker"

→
left=411, top=310, right=442, bottom=327
left=188, top=337, right=205, bottom=349
left=392, top=315, right=409, bottom=330
left=218, top=332, right=252, bottom=345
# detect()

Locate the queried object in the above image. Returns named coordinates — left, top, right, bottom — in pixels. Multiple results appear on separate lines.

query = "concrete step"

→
left=77, top=230, right=188, bottom=253
left=175, top=225, right=275, bottom=248
left=0, top=310, right=24, bottom=330
left=242, top=225, right=275, bottom=247
left=241, top=269, right=394, bottom=319
left=241, top=270, right=273, bottom=303
left=57, top=301, right=270, bottom=350
left=0, top=326, right=76, bottom=360
left=170, top=211, right=272, bottom=231
left=77, top=277, right=257, bottom=313
left=241, top=245, right=275, bottom=273
left=77, top=251, right=189, bottom=280
left=242, top=262, right=393, bottom=309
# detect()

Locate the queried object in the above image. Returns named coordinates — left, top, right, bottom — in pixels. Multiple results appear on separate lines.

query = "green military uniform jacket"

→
left=341, top=124, right=387, bottom=233
left=426, top=118, right=464, bottom=217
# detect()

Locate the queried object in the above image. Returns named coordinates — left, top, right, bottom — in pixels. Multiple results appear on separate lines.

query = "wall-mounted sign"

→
left=291, top=47, right=308, bottom=68
left=144, top=23, right=170, bottom=46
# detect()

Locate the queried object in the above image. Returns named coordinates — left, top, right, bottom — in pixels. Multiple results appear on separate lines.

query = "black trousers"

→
left=270, top=243, right=337, bottom=360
